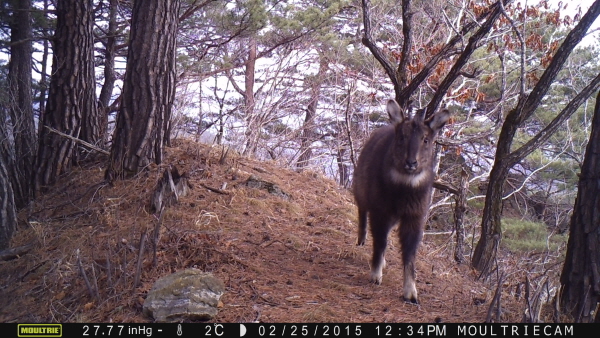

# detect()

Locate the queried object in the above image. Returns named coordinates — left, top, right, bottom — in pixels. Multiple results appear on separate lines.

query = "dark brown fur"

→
left=353, top=99, right=450, bottom=303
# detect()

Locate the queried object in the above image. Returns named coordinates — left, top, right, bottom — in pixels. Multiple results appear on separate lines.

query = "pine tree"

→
left=105, top=0, right=180, bottom=181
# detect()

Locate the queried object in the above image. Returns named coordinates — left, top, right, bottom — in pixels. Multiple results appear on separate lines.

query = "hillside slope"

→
left=0, top=139, right=522, bottom=322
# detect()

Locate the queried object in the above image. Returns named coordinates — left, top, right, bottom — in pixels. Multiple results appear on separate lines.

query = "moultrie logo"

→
left=17, top=324, right=62, bottom=338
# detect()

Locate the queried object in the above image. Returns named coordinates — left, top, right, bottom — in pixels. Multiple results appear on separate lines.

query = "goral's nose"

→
left=405, top=159, right=417, bottom=171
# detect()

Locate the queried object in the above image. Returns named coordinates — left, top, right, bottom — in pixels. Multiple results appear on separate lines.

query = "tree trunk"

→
left=35, top=0, right=97, bottom=191
left=0, top=96, right=17, bottom=250
left=0, top=152, right=17, bottom=250
left=96, top=0, right=118, bottom=148
left=454, top=168, right=468, bottom=264
left=559, top=91, right=600, bottom=323
left=243, top=37, right=258, bottom=156
left=196, top=75, right=204, bottom=142
left=7, top=0, right=36, bottom=208
left=297, top=56, right=328, bottom=171
left=77, top=0, right=102, bottom=152
left=37, top=0, right=50, bottom=130
left=471, top=120, right=515, bottom=273
left=105, top=0, right=180, bottom=181
left=336, top=148, right=350, bottom=188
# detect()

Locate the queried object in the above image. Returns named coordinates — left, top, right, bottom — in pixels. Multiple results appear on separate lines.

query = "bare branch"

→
left=396, top=0, right=413, bottom=91
left=178, top=0, right=217, bottom=23
left=133, top=229, right=148, bottom=291
left=0, top=242, right=35, bottom=261
left=436, top=123, right=502, bottom=147
left=44, top=126, right=109, bottom=155
left=361, top=0, right=399, bottom=94
left=426, top=0, right=514, bottom=116
left=433, top=180, right=459, bottom=195
left=485, top=273, right=504, bottom=322
left=512, top=0, right=600, bottom=126
left=225, top=69, right=245, bottom=97
left=344, top=84, right=358, bottom=169
left=200, top=183, right=230, bottom=195
left=399, top=1, right=506, bottom=107
left=507, top=72, right=600, bottom=166
left=499, top=0, right=526, bottom=96
left=503, top=149, right=567, bottom=201
left=76, top=249, right=99, bottom=300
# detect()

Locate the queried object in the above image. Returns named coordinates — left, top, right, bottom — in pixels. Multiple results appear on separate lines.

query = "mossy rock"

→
left=143, top=269, right=225, bottom=322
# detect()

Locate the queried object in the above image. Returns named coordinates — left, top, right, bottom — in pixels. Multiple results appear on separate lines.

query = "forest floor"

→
left=0, top=139, right=560, bottom=323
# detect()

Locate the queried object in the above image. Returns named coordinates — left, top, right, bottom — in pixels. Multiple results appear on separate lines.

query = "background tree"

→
left=296, top=54, right=328, bottom=172
left=0, top=77, right=17, bottom=250
left=220, top=0, right=345, bottom=157
left=6, top=0, right=36, bottom=207
left=0, top=146, right=17, bottom=250
left=94, top=0, right=124, bottom=148
left=559, top=90, right=600, bottom=323
left=472, top=0, right=600, bottom=274
left=35, top=0, right=98, bottom=190
left=105, top=0, right=180, bottom=181
left=33, top=0, right=52, bottom=124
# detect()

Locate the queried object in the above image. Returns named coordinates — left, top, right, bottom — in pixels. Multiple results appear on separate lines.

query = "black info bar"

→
left=5, top=323, right=590, bottom=338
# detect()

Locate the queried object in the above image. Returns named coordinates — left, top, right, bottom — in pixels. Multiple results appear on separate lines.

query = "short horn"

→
left=414, top=108, right=426, bottom=122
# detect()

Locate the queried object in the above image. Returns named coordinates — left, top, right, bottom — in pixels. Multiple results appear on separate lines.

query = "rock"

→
left=244, top=175, right=291, bottom=200
left=143, top=269, right=225, bottom=322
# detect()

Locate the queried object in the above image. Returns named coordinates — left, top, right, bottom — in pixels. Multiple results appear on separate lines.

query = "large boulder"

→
left=143, top=269, right=225, bottom=322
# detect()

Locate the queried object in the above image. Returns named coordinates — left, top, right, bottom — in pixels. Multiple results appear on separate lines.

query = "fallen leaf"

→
left=54, top=292, right=66, bottom=301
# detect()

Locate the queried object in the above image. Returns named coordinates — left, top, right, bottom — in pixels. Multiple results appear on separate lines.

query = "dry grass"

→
left=0, top=139, right=538, bottom=323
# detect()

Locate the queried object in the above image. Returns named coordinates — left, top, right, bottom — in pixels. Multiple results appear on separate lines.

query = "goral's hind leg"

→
left=357, top=207, right=368, bottom=246
left=399, top=215, right=424, bottom=303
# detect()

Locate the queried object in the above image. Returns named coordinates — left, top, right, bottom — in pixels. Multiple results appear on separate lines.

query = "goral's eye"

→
left=424, top=138, right=429, bottom=144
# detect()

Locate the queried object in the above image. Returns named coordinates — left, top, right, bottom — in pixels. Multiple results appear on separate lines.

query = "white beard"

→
left=389, top=168, right=431, bottom=187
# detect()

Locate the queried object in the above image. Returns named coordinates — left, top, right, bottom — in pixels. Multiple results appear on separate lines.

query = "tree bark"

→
left=78, top=0, right=102, bottom=152
left=472, top=1, right=600, bottom=274
left=0, top=92, right=17, bottom=250
left=227, top=36, right=260, bottom=156
left=35, top=0, right=97, bottom=191
left=559, top=91, right=600, bottom=323
left=37, top=0, right=50, bottom=130
left=96, top=0, right=119, bottom=148
left=105, top=0, right=180, bottom=181
left=243, top=37, right=258, bottom=156
left=7, top=0, right=36, bottom=208
left=297, top=56, right=328, bottom=171
left=336, top=148, right=350, bottom=188
left=454, top=168, right=468, bottom=264
left=0, top=152, right=17, bottom=250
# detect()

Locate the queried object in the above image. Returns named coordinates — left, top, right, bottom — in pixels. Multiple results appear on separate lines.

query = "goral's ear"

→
left=387, top=99, right=405, bottom=124
left=427, top=109, right=450, bottom=132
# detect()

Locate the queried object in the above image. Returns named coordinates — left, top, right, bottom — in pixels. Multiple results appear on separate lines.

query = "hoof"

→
left=403, top=283, right=418, bottom=304
left=370, top=272, right=382, bottom=285
left=403, top=295, right=419, bottom=304
left=357, top=235, right=366, bottom=246
left=370, top=277, right=382, bottom=285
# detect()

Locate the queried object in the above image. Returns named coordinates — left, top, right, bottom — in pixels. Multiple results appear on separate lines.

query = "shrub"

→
left=501, top=218, right=567, bottom=253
